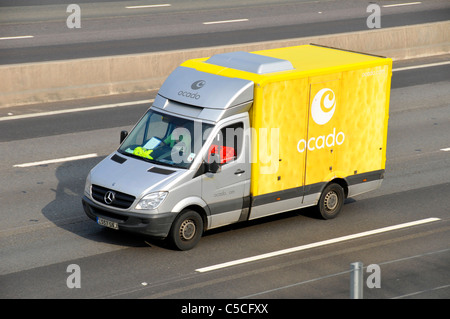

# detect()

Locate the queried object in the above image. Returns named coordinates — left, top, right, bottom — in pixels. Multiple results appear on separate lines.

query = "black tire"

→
left=169, top=210, right=203, bottom=251
left=317, top=183, right=345, bottom=220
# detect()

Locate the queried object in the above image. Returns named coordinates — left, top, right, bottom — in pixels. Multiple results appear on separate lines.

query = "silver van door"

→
left=201, top=117, right=251, bottom=229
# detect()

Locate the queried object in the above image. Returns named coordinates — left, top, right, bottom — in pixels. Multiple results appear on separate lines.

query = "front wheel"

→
left=317, top=183, right=345, bottom=220
left=168, top=210, right=203, bottom=251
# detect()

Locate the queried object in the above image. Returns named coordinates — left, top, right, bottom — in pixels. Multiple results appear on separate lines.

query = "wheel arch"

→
left=180, top=205, right=209, bottom=232
left=171, top=196, right=209, bottom=232
left=324, top=177, right=349, bottom=198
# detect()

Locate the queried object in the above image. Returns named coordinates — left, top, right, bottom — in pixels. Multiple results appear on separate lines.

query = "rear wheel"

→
left=317, top=183, right=345, bottom=219
left=169, top=209, right=203, bottom=251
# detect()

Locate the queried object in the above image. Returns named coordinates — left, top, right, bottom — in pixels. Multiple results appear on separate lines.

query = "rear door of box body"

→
left=249, top=77, right=309, bottom=219
left=303, top=76, right=341, bottom=203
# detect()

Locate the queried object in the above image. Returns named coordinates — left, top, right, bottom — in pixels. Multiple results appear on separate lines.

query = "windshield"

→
left=119, top=109, right=214, bottom=169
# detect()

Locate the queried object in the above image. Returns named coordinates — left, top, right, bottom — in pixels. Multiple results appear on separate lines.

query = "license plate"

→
left=97, top=217, right=119, bottom=230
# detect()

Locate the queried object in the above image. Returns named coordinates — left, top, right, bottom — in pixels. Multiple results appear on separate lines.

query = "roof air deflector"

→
left=205, top=51, right=294, bottom=74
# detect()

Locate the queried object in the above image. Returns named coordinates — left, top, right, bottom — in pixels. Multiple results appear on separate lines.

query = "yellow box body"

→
left=181, top=45, right=392, bottom=197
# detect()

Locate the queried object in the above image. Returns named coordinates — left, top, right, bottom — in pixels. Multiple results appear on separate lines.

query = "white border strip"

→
left=13, top=153, right=98, bottom=168
left=196, top=217, right=441, bottom=272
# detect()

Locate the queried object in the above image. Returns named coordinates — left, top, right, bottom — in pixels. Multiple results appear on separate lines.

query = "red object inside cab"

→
left=208, top=144, right=236, bottom=164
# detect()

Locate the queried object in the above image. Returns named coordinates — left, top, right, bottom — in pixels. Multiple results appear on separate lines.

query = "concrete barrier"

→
left=1, top=21, right=448, bottom=108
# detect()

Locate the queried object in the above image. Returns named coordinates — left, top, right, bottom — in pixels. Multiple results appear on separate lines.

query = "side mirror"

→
left=205, top=153, right=221, bottom=174
left=120, top=130, right=128, bottom=144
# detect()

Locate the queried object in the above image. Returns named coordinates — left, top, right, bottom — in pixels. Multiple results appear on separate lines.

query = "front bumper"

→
left=82, top=195, right=176, bottom=238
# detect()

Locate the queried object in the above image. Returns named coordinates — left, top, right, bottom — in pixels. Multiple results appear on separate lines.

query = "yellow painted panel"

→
left=333, top=64, right=391, bottom=176
left=250, top=78, right=309, bottom=197
left=303, top=63, right=391, bottom=185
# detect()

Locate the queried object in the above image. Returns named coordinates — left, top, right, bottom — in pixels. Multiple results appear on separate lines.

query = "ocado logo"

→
left=311, top=88, right=336, bottom=125
left=191, top=80, right=206, bottom=90
left=178, top=80, right=206, bottom=100
left=297, top=88, right=346, bottom=153
left=178, top=91, right=201, bottom=100
left=297, top=128, right=345, bottom=153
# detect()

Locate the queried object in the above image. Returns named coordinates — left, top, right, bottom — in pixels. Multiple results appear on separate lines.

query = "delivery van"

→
left=82, top=44, right=392, bottom=250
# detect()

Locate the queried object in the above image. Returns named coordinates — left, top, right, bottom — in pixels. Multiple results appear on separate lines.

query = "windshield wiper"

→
left=118, top=149, right=186, bottom=169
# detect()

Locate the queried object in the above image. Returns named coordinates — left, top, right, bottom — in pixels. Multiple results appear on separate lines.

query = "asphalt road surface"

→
left=0, top=0, right=449, bottom=63
left=0, top=54, right=449, bottom=304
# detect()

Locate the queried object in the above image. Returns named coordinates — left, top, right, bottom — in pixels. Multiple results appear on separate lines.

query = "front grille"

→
left=91, top=184, right=136, bottom=209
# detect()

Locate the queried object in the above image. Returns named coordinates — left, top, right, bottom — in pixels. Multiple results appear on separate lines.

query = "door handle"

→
left=234, top=169, right=245, bottom=175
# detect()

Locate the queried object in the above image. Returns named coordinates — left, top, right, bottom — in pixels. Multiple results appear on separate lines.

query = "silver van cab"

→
left=82, top=63, right=255, bottom=250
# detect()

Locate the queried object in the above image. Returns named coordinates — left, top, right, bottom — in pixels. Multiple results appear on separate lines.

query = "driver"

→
left=162, top=125, right=191, bottom=151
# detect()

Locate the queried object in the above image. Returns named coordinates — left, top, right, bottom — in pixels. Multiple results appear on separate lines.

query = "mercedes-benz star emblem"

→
left=104, top=191, right=115, bottom=205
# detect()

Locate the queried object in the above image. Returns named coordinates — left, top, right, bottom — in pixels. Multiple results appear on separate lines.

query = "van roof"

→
left=205, top=51, right=295, bottom=74
left=254, top=44, right=386, bottom=72
left=181, top=44, right=390, bottom=84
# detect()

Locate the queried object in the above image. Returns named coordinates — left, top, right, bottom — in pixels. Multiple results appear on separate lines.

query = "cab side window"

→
left=208, top=122, right=243, bottom=165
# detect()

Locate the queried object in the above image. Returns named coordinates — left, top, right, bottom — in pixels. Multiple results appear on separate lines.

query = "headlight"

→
left=135, top=192, right=168, bottom=210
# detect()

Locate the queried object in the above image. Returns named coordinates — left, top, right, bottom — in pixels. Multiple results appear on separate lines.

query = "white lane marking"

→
left=13, top=153, right=98, bottom=168
left=0, top=100, right=152, bottom=122
left=203, top=18, right=249, bottom=25
left=0, top=35, right=34, bottom=40
left=441, top=147, right=450, bottom=152
left=382, top=2, right=421, bottom=7
left=195, top=218, right=441, bottom=273
left=126, top=4, right=171, bottom=9
left=393, top=61, right=450, bottom=72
